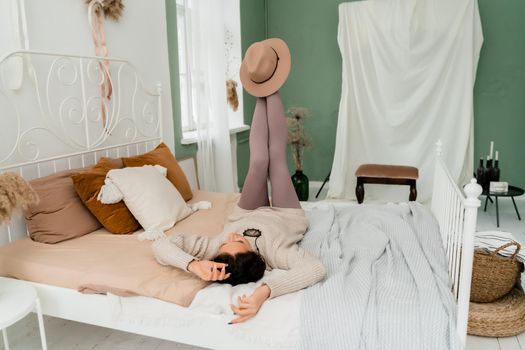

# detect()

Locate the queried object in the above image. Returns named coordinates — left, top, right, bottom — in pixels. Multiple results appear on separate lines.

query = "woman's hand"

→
left=187, top=260, right=230, bottom=282
left=229, top=285, right=271, bottom=324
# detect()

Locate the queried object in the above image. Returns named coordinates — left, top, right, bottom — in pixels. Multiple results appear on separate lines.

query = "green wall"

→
left=238, top=0, right=346, bottom=186
left=167, top=0, right=525, bottom=189
left=266, top=0, right=346, bottom=183
left=474, top=0, right=525, bottom=189
left=238, top=0, right=525, bottom=189
left=238, top=0, right=268, bottom=186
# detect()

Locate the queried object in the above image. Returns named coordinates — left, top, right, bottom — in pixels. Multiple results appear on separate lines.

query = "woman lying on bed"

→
left=153, top=36, right=325, bottom=326
left=153, top=91, right=325, bottom=324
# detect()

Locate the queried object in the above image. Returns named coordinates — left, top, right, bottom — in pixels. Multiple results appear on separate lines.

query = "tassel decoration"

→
left=137, top=228, right=166, bottom=241
left=97, top=178, right=124, bottom=204
left=191, top=201, right=212, bottom=212
left=226, top=79, right=239, bottom=112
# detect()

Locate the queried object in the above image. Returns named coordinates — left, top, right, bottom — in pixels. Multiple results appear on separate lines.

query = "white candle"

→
left=490, top=141, right=494, bottom=160
left=496, top=151, right=499, bottom=161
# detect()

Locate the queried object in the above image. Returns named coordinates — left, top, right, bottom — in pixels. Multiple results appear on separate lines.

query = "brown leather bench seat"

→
left=355, top=164, right=419, bottom=204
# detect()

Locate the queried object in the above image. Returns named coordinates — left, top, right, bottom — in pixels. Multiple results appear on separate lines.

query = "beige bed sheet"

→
left=0, top=190, right=240, bottom=307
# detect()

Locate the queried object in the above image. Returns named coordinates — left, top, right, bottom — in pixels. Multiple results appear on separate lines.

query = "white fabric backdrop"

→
left=328, top=0, right=483, bottom=203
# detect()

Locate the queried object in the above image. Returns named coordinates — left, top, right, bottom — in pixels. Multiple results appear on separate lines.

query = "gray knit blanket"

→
left=299, top=202, right=460, bottom=350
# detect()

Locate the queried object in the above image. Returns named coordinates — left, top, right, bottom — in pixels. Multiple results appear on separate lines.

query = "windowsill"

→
left=181, top=124, right=250, bottom=145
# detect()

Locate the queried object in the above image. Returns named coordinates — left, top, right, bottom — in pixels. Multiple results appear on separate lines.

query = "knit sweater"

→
left=152, top=205, right=326, bottom=298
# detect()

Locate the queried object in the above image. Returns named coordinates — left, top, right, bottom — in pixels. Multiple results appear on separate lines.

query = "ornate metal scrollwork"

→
left=0, top=51, right=162, bottom=169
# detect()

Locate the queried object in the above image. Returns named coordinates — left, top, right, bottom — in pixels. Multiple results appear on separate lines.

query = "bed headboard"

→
left=0, top=50, right=195, bottom=245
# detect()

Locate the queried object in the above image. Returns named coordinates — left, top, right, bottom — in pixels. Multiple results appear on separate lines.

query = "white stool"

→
left=0, top=278, right=47, bottom=350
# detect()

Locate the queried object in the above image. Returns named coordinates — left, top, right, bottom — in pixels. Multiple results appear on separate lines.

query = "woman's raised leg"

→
left=238, top=98, right=271, bottom=210
left=266, top=92, right=301, bottom=209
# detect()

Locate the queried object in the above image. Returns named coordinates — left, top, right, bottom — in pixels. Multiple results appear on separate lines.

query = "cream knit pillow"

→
left=98, top=165, right=192, bottom=240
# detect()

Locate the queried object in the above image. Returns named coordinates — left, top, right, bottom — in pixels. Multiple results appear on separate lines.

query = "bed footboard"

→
left=430, top=140, right=482, bottom=347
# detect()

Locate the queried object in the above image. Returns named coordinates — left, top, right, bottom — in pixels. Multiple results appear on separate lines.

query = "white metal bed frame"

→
left=0, top=51, right=482, bottom=349
left=431, top=141, right=482, bottom=347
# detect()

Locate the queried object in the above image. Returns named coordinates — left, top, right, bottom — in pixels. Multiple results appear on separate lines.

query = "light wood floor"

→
left=2, top=196, right=525, bottom=350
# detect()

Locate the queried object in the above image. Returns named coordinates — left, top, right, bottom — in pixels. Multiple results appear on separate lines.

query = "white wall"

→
left=1, top=0, right=175, bottom=149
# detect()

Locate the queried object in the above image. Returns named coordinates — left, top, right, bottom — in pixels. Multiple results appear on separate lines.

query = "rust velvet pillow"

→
left=71, top=158, right=140, bottom=234
left=25, top=170, right=102, bottom=244
left=121, top=143, right=193, bottom=201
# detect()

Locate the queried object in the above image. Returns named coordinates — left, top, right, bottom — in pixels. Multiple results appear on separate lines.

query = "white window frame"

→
left=176, top=0, right=197, bottom=133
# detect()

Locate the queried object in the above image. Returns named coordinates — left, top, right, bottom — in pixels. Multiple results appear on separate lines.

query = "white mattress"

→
left=106, top=201, right=358, bottom=350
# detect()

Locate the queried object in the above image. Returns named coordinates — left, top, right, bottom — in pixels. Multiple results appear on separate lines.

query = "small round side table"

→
left=0, top=278, right=47, bottom=350
left=483, top=185, right=524, bottom=228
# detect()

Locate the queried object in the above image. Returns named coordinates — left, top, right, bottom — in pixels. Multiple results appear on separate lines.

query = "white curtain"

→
left=185, top=0, right=237, bottom=193
left=328, top=0, right=483, bottom=203
left=0, top=0, right=27, bottom=90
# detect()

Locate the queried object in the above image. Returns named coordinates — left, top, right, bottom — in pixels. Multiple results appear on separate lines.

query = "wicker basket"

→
left=470, top=242, right=524, bottom=303
left=468, top=288, right=525, bottom=337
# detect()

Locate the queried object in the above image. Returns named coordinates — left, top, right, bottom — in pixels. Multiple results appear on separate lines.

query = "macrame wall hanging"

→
left=85, top=0, right=124, bottom=128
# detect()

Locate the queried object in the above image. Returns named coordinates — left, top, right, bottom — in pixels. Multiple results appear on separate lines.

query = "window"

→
left=176, top=0, right=196, bottom=132
left=175, top=0, right=246, bottom=141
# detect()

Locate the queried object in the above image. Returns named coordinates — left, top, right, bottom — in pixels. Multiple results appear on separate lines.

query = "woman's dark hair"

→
left=213, top=252, right=266, bottom=286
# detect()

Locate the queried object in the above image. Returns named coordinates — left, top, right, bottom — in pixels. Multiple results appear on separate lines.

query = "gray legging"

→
left=238, top=92, right=301, bottom=210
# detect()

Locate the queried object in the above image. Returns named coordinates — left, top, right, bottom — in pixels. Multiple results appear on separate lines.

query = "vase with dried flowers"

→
left=287, top=106, right=312, bottom=201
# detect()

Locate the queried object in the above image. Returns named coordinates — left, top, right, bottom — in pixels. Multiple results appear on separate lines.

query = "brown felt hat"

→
left=240, top=38, right=291, bottom=97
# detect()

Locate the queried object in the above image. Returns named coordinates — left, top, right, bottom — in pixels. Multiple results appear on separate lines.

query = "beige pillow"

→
left=99, top=165, right=193, bottom=240
left=25, top=170, right=101, bottom=244
left=121, top=143, right=193, bottom=201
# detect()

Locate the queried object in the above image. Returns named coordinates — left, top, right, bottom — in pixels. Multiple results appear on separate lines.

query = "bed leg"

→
left=409, top=180, right=417, bottom=201
left=35, top=298, right=47, bottom=350
left=356, top=178, right=364, bottom=204
left=2, top=328, right=9, bottom=350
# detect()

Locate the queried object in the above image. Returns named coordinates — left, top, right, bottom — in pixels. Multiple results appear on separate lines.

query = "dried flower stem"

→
left=286, top=107, right=312, bottom=171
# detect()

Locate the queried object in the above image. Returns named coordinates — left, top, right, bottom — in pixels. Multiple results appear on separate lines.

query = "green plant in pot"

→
left=287, top=107, right=312, bottom=201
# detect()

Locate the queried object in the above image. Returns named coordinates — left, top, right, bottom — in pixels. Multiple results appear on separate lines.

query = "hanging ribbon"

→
left=87, top=0, right=114, bottom=129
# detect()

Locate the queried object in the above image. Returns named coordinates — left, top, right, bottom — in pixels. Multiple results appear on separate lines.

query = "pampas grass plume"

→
left=0, top=173, right=39, bottom=224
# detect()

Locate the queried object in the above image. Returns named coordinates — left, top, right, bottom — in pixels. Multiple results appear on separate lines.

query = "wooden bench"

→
left=355, top=164, right=419, bottom=204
